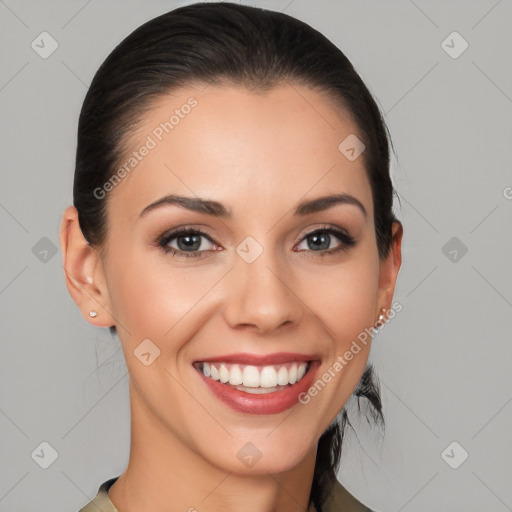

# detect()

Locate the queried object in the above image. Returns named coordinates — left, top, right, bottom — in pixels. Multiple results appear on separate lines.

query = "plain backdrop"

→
left=1, top=1, right=511, bottom=511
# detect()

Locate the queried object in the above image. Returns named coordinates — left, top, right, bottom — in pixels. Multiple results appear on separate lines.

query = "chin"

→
left=198, top=432, right=317, bottom=476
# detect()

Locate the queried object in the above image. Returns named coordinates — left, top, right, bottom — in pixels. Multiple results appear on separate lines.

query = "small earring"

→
left=375, top=308, right=386, bottom=327
left=89, top=310, right=98, bottom=318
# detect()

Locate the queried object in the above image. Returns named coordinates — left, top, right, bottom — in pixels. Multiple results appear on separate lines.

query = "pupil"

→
left=309, top=233, right=329, bottom=251
left=178, top=235, right=201, bottom=251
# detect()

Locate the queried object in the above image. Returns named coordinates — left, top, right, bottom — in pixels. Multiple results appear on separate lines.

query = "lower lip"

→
left=196, top=361, right=320, bottom=415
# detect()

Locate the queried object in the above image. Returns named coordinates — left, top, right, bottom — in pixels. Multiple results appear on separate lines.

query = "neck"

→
left=108, top=379, right=318, bottom=512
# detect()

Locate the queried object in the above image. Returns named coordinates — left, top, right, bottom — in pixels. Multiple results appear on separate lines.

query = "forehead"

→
left=107, top=83, right=373, bottom=222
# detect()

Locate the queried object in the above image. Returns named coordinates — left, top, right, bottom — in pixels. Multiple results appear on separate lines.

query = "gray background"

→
left=1, top=0, right=511, bottom=510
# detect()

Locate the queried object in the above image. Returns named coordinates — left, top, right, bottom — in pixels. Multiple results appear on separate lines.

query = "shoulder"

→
left=78, top=475, right=375, bottom=512
left=322, top=478, right=375, bottom=512
left=77, top=476, right=120, bottom=512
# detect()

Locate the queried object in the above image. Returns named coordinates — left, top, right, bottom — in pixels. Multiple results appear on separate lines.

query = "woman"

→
left=60, top=2, right=402, bottom=511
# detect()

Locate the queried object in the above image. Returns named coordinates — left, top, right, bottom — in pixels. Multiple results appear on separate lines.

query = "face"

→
left=65, top=83, right=401, bottom=476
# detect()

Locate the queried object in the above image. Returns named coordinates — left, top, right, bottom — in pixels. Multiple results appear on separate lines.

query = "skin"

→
left=60, top=83, right=402, bottom=512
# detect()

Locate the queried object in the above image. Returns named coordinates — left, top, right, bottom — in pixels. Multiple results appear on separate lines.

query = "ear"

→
left=376, top=220, right=403, bottom=319
left=59, top=205, right=115, bottom=327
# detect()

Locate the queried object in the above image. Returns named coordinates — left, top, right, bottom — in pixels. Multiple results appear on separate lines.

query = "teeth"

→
left=260, top=366, right=277, bottom=388
left=210, top=364, right=219, bottom=380
left=289, top=363, right=297, bottom=385
left=229, top=364, right=243, bottom=385
left=277, top=366, right=288, bottom=386
left=234, top=384, right=289, bottom=394
left=219, top=364, right=229, bottom=383
left=200, top=361, right=309, bottom=388
left=242, top=365, right=260, bottom=387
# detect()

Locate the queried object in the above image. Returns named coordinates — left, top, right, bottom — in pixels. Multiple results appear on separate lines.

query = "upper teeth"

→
left=201, top=362, right=308, bottom=388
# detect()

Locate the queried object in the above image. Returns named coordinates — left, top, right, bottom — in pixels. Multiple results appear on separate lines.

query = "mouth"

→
left=192, top=353, right=320, bottom=415
left=193, top=360, right=310, bottom=394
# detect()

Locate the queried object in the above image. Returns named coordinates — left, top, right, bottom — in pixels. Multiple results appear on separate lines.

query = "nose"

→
left=222, top=248, right=304, bottom=335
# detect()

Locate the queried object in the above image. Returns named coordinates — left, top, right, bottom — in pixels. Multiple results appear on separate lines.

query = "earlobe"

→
left=59, top=205, right=115, bottom=327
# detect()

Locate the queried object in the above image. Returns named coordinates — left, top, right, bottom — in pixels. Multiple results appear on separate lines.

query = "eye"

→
left=158, top=228, right=219, bottom=258
left=295, top=226, right=356, bottom=256
left=157, top=225, right=356, bottom=259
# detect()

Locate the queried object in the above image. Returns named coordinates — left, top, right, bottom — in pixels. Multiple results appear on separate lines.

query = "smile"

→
left=193, top=353, right=321, bottom=415
left=195, top=361, right=309, bottom=394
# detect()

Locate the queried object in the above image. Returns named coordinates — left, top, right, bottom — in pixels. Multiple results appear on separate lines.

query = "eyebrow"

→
left=139, top=193, right=367, bottom=219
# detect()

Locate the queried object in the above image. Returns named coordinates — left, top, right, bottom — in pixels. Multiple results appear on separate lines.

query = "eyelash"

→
left=157, top=225, right=356, bottom=259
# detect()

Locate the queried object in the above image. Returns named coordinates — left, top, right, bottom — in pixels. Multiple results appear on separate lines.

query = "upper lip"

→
left=194, top=352, right=319, bottom=366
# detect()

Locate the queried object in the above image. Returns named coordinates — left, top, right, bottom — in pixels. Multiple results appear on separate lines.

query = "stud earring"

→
left=375, top=308, right=386, bottom=327
left=89, top=310, right=98, bottom=318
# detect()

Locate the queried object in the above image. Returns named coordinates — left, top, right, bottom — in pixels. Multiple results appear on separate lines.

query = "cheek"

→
left=292, top=247, right=381, bottom=431
left=301, top=248, right=380, bottom=343
left=104, top=251, right=166, bottom=336
left=105, top=248, right=222, bottom=345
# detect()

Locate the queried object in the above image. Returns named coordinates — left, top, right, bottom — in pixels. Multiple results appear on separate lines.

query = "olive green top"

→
left=78, top=476, right=374, bottom=512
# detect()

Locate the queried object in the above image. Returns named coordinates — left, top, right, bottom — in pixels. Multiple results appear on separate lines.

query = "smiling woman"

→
left=59, top=2, right=402, bottom=512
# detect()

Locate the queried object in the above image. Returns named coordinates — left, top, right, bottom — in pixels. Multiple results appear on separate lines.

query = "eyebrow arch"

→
left=295, top=193, right=367, bottom=218
left=139, top=193, right=367, bottom=219
left=139, top=194, right=231, bottom=219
